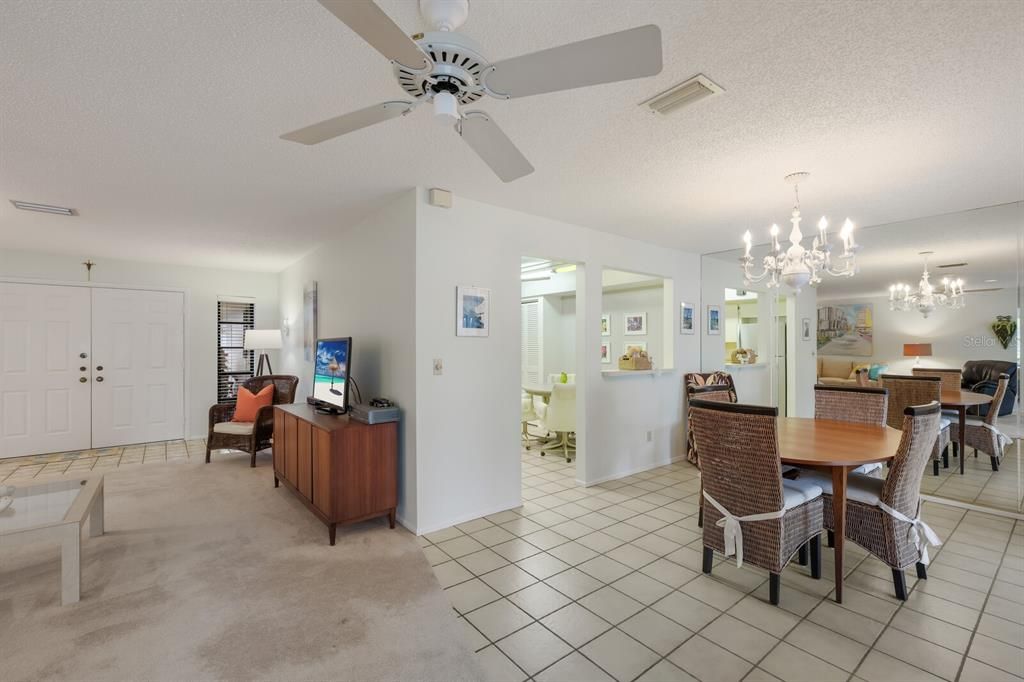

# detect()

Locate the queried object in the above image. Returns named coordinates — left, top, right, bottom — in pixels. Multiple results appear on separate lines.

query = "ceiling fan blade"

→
left=317, top=0, right=430, bottom=70
left=281, top=101, right=414, bottom=145
left=457, top=111, right=534, bottom=183
left=484, top=25, right=662, bottom=99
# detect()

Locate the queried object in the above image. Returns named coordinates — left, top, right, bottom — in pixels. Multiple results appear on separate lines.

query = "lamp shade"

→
left=903, top=343, right=932, bottom=357
left=244, top=329, right=282, bottom=350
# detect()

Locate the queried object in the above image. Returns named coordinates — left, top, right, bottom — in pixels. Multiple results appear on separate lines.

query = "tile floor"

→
left=0, top=439, right=209, bottom=482
left=423, top=449, right=1024, bottom=682
left=921, top=439, right=1022, bottom=513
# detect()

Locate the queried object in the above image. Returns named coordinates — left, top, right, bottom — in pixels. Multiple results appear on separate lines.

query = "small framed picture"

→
left=600, top=341, right=611, bottom=363
left=680, top=302, right=695, bottom=335
left=456, top=285, right=490, bottom=337
left=707, top=305, right=721, bottom=335
left=601, top=313, right=611, bottom=337
left=624, top=312, right=647, bottom=336
left=801, top=317, right=811, bottom=341
left=623, top=341, right=647, bottom=357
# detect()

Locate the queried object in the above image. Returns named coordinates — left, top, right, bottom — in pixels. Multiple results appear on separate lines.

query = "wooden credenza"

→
left=272, top=403, right=398, bottom=544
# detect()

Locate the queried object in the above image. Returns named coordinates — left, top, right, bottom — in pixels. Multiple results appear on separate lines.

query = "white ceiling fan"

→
left=280, top=0, right=663, bottom=182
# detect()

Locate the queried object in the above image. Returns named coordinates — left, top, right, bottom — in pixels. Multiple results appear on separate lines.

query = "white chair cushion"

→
left=853, top=462, right=883, bottom=475
left=781, top=478, right=823, bottom=510
left=938, top=417, right=951, bottom=431
left=795, top=470, right=885, bottom=505
left=213, top=421, right=254, bottom=435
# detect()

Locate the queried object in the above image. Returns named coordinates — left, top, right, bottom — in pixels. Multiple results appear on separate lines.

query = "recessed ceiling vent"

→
left=10, top=200, right=76, bottom=216
left=936, top=262, right=967, bottom=269
left=641, top=74, right=724, bottom=115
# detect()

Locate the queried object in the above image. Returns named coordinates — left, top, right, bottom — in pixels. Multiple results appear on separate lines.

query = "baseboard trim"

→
left=578, top=454, right=688, bottom=487
left=921, top=494, right=1023, bottom=520
left=415, top=499, right=523, bottom=536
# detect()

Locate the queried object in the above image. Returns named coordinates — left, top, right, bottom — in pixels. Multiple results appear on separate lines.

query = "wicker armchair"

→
left=950, top=373, right=1011, bottom=471
left=684, top=372, right=737, bottom=467
left=690, top=399, right=824, bottom=606
left=207, top=375, right=299, bottom=467
left=911, top=367, right=962, bottom=392
left=879, top=375, right=951, bottom=475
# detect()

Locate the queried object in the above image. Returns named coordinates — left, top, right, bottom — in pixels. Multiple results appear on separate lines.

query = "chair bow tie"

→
left=703, top=491, right=785, bottom=568
left=877, top=501, right=943, bottom=565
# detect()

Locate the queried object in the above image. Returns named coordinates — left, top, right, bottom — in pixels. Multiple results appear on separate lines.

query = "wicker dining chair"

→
left=879, top=375, right=951, bottom=475
left=207, top=375, right=299, bottom=467
left=689, top=399, right=824, bottom=606
left=911, top=367, right=963, bottom=392
left=950, top=373, right=1011, bottom=471
left=684, top=372, right=737, bottom=467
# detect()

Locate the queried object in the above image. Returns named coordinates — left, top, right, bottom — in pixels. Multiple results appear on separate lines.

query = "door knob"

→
left=80, top=352, right=88, bottom=359
left=96, top=365, right=104, bottom=371
left=79, top=377, right=88, bottom=383
left=96, top=376, right=104, bottom=382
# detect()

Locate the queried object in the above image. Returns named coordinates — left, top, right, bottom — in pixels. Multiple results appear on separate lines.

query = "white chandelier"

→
left=741, top=172, right=858, bottom=290
left=889, top=251, right=965, bottom=318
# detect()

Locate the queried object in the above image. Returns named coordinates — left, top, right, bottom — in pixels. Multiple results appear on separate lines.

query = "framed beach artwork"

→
left=707, top=305, right=721, bottom=335
left=303, top=281, right=318, bottom=362
left=680, top=302, right=695, bottom=335
left=456, top=285, right=490, bottom=337
left=624, top=312, right=647, bottom=336
left=601, top=313, right=611, bottom=337
left=600, top=341, right=611, bottom=363
left=817, top=303, right=873, bottom=356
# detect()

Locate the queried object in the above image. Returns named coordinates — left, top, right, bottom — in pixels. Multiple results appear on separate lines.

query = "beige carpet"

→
left=0, top=455, right=485, bottom=681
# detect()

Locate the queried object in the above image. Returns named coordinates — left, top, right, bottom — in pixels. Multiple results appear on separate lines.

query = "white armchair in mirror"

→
left=521, top=392, right=541, bottom=450
left=538, top=383, right=576, bottom=462
left=546, top=373, right=576, bottom=384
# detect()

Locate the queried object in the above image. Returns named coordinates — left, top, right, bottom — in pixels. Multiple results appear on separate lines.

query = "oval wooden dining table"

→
left=940, top=389, right=993, bottom=475
left=778, top=417, right=904, bottom=604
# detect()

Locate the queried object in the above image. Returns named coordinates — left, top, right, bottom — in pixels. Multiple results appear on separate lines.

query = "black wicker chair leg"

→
left=916, top=562, right=927, bottom=580
left=990, top=455, right=999, bottom=472
left=769, top=573, right=781, bottom=605
left=702, top=546, right=713, bottom=574
left=826, top=530, right=834, bottom=548
left=205, top=444, right=212, bottom=463
left=943, top=445, right=949, bottom=468
left=250, top=438, right=257, bottom=468
left=797, top=544, right=808, bottom=566
left=953, top=442, right=959, bottom=458
left=697, top=502, right=703, bottom=529
left=892, top=569, right=908, bottom=601
left=933, top=460, right=939, bottom=476
left=974, top=447, right=978, bottom=458
left=810, top=535, right=822, bottom=579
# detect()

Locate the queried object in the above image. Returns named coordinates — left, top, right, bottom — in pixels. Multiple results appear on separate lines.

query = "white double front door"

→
left=0, top=283, right=184, bottom=458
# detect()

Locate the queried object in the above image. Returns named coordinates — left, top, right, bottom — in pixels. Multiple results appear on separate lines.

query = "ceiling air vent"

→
left=10, top=200, right=76, bottom=216
left=641, top=74, right=724, bottom=115
left=936, top=262, right=967, bottom=269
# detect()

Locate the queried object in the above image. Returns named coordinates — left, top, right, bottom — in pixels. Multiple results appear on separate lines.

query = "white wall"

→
left=817, top=289, right=1017, bottom=374
left=277, top=191, right=419, bottom=528
left=0, top=248, right=279, bottom=439
left=415, top=189, right=701, bottom=534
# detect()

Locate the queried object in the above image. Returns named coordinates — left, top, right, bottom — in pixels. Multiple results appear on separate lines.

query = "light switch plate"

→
left=433, top=358, right=443, bottom=375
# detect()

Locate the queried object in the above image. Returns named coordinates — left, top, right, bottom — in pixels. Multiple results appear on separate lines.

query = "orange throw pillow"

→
left=232, top=385, right=274, bottom=422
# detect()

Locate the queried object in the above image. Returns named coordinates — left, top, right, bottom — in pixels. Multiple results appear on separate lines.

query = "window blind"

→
left=217, top=300, right=254, bottom=403
left=521, top=299, right=542, bottom=385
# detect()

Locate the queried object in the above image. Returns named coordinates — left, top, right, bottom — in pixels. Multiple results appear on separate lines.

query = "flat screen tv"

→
left=311, top=337, right=351, bottom=414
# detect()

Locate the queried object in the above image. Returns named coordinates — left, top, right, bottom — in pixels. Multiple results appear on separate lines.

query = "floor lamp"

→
left=244, top=329, right=282, bottom=376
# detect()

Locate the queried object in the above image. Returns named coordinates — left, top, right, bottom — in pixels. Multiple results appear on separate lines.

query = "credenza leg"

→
left=329, top=523, right=337, bottom=546
left=388, top=509, right=396, bottom=529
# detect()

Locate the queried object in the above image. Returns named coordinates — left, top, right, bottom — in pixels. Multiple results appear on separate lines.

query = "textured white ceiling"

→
left=1, top=0, right=1022, bottom=271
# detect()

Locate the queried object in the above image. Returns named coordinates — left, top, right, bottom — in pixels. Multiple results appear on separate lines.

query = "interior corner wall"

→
left=277, top=190, right=419, bottom=529
left=0, top=248, right=280, bottom=439
left=413, top=188, right=701, bottom=535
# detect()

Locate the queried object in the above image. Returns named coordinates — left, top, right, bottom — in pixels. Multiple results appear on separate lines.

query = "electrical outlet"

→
left=433, top=358, right=443, bottom=375
left=646, top=430, right=653, bottom=442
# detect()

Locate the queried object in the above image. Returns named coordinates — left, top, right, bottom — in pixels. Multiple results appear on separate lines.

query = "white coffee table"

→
left=0, top=475, right=105, bottom=605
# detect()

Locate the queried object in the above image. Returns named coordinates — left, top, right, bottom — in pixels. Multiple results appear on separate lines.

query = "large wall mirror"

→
left=700, top=202, right=1022, bottom=514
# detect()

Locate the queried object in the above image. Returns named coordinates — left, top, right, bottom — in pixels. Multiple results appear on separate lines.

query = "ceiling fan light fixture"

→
left=433, top=90, right=460, bottom=126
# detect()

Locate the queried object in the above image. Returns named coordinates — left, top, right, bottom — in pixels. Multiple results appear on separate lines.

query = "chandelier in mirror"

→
left=889, top=251, right=965, bottom=318
left=741, top=172, right=859, bottom=290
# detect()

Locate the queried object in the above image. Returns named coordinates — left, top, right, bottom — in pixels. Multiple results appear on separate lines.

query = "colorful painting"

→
left=456, top=285, right=490, bottom=337
left=817, top=303, right=874, bottom=356
left=601, top=313, right=610, bottom=337
left=600, top=341, right=611, bottom=364
left=707, top=305, right=721, bottom=335
left=624, top=312, right=647, bottom=335
left=680, top=302, right=694, bottom=335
